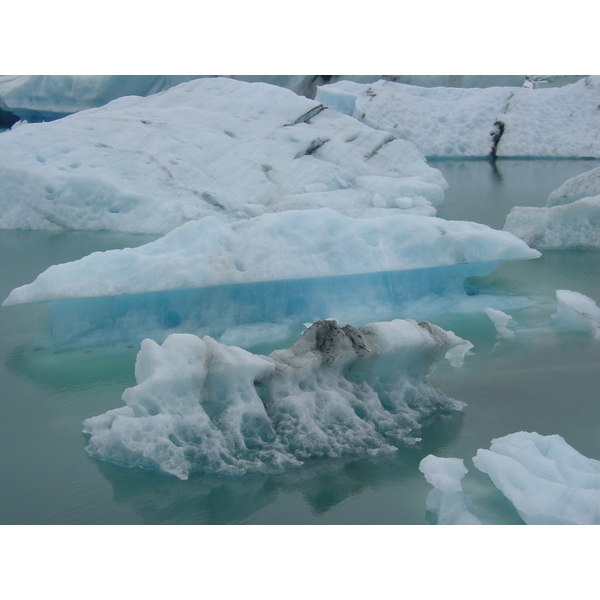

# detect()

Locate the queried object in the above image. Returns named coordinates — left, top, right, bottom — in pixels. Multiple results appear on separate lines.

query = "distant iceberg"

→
left=0, top=77, right=445, bottom=233
left=547, top=165, right=600, bottom=207
left=551, top=289, right=600, bottom=337
left=473, top=432, right=600, bottom=525
left=0, top=75, right=202, bottom=122
left=316, top=77, right=600, bottom=158
left=504, top=196, right=600, bottom=250
left=83, top=319, right=467, bottom=479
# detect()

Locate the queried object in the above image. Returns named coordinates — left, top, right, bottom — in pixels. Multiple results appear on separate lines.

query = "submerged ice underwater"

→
left=1, top=75, right=600, bottom=525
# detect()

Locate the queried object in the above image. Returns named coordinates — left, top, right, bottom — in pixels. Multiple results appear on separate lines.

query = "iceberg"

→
left=315, top=77, right=600, bottom=158
left=2, top=208, right=540, bottom=347
left=503, top=195, right=600, bottom=249
left=0, top=77, right=445, bottom=233
left=82, top=319, right=467, bottom=479
left=473, top=432, right=600, bottom=525
left=551, top=289, right=600, bottom=337
left=547, top=165, right=600, bottom=207
left=0, top=75, right=201, bottom=121
left=419, top=455, right=481, bottom=524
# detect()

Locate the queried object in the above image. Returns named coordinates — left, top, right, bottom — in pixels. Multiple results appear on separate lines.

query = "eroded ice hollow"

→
left=3, top=209, right=540, bottom=349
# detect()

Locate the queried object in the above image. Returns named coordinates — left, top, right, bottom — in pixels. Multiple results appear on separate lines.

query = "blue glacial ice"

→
left=82, top=318, right=468, bottom=479
left=315, top=77, right=600, bottom=158
left=2, top=208, right=540, bottom=347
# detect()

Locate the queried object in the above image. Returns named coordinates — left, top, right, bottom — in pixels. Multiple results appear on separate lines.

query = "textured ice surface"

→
left=547, top=165, right=600, bottom=207
left=0, top=77, right=446, bottom=233
left=551, top=290, right=600, bottom=337
left=3, top=208, right=540, bottom=306
left=504, top=195, right=600, bottom=249
left=83, top=319, right=467, bottom=479
left=419, top=455, right=481, bottom=524
left=484, top=307, right=515, bottom=340
left=473, top=432, right=600, bottom=525
left=316, top=77, right=600, bottom=157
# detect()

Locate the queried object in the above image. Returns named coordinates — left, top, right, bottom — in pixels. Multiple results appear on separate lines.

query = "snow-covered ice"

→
left=473, top=432, right=600, bottom=525
left=484, top=307, right=515, bottom=340
left=551, top=290, right=600, bottom=337
left=419, top=455, right=481, bottom=524
left=83, top=319, right=467, bottom=479
left=316, top=77, right=600, bottom=158
left=504, top=195, right=600, bottom=250
left=0, top=77, right=446, bottom=233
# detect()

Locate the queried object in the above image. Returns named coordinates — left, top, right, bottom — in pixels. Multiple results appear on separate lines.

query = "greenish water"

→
left=1, top=159, right=599, bottom=524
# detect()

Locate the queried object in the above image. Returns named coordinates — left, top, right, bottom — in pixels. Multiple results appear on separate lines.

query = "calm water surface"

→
left=1, top=159, right=599, bottom=524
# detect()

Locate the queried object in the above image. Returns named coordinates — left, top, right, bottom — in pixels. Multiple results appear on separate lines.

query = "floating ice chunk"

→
left=444, top=339, right=474, bottom=367
left=503, top=195, right=600, bottom=249
left=0, top=77, right=446, bottom=233
left=473, top=432, right=600, bottom=525
left=83, top=319, right=466, bottom=479
left=316, top=77, right=600, bottom=158
left=484, top=307, right=515, bottom=340
left=419, top=455, right=482, bottom=524
left=3, top=208, right=540, bottom=306
left=547, top=165, right=600, bottom=207
left=551, top=290, right=600, bottom=337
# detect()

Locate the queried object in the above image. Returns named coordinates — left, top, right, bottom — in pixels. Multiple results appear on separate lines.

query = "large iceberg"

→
left=473, top=432, right=600, bottom=525
left=0, top=77, right=446, bottom=233
left=315, top=77, right=600, bottom=158
left=82, top=319, right=467, bottom=479
left=2, top=208, right=540, bottom=347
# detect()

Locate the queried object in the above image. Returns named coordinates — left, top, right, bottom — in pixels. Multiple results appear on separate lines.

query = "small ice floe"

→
left=419, top=455, right=482, bottom=525
left=484, top=307, right=516, bottom=340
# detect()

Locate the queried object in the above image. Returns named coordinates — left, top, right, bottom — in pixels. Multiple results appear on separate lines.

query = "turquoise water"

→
left=1, top=159, right=599, bottom=524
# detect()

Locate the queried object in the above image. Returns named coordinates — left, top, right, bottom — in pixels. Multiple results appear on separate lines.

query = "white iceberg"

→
left=503, top=195, right=600, bottom=249
left=473, top=432, right=600, bottom=525
left=484, top=307, right=515, bottom=340
left=83, top=319, right=467, bottom=479
left=547, top=165, right=600, bottom=207
left=315, top=77, right=600, bottom=158
left=551, top=289, right=600, bottom=337
left=419, top=455, right=481, bottom=524
left=0, top=77, right=446, bottom=233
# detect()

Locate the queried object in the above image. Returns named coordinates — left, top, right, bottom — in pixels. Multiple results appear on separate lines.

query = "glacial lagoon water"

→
left=1, top=158, right=599, bottom=524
